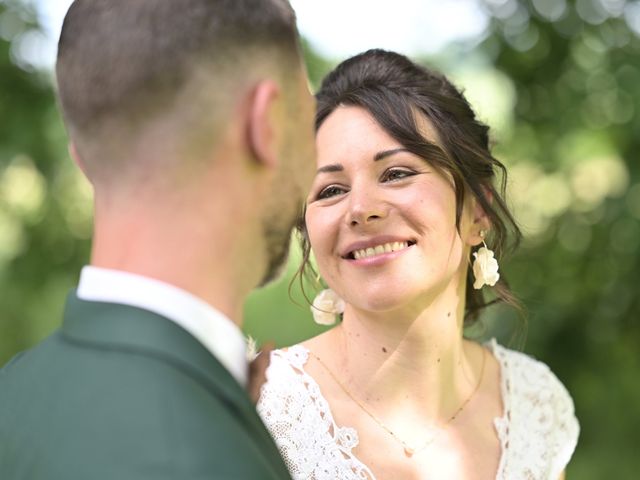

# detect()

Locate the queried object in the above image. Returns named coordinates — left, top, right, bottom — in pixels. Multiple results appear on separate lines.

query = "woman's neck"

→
left=313, top=289, right=482, bottom=425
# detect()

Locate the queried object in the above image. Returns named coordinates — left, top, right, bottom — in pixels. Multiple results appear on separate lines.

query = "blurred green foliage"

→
left=1, top=0, right=639, bottom=477
left=477, top=2, right=640, bottom=477
left=0, top=0, right=91, bottom=364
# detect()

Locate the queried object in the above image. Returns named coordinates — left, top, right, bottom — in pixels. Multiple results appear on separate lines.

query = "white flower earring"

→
left=472, top=230, right=500, bottom=289
left=311, top=288, right=345, bottom=326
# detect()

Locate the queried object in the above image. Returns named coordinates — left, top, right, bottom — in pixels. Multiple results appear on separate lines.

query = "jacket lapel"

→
left=61, top=293, right=289, bottom=478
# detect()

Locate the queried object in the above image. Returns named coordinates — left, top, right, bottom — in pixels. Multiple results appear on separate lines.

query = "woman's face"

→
left=306, top=105, right=482, bottom=313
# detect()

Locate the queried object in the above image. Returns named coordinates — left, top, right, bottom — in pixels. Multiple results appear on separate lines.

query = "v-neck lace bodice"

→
left=257, top=340, right=579, bottom=480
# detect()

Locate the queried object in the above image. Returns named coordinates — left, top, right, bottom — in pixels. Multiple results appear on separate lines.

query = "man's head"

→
left=56, top=0, right=316, bottom=290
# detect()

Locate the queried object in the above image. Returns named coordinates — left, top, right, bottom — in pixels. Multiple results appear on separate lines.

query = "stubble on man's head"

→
left=55, top=0, right=303, bottom=187
left=56, top=0, right=313, bottom=295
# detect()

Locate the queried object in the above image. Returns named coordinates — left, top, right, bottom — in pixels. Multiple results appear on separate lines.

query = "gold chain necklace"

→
left=310, top=347, right=487, bottom=458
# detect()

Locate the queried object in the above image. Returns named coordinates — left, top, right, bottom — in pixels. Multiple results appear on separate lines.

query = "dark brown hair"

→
left=56, top=0, right=301, bottom=169
left=296, top=49, right=522, bottom=324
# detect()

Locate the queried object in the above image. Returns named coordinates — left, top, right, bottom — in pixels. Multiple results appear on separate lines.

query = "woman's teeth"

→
left=353, top=241, right=409, bottom=260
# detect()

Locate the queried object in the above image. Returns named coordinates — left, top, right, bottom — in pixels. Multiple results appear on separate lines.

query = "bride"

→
left=258, top=49, right=579, bottom=480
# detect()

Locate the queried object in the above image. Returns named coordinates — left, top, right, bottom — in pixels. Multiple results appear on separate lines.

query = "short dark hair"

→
left=297, top=49, right=522, bottom=324
left=56, top=0, right=302, bottom=172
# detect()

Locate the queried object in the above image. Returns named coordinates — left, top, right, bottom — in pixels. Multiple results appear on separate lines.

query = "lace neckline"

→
left=277, top=338, right=511, bottom=479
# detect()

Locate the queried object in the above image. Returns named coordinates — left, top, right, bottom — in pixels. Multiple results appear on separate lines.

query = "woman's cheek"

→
left=308, top=208, right=338, bottom=251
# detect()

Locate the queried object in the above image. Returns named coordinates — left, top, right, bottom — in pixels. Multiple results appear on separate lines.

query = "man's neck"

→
left=90, top=208, right=264, bottom=326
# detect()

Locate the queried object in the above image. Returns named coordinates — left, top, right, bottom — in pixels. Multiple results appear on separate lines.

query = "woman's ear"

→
left=246, top=80, right=281, bottom=169
left=467, top=191, right=493, bottom=246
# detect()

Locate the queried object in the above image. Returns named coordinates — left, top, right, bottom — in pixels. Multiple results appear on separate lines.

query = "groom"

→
left=0, top=0, right=314, bottom=478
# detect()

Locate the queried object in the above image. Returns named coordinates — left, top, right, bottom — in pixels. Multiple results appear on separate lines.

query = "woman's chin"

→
left=346, top=294, right=417, bottom=317
left=343, top=282, right=454, bottom=319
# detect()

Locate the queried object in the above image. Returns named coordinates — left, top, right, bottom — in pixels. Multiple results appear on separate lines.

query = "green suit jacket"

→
left=0, top=294, right=292, bottom=479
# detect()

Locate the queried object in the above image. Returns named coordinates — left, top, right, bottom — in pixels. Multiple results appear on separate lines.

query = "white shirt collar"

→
left=76, top=266, right=248, bottom=386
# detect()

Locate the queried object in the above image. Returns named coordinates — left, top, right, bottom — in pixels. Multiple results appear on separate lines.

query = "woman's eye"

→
left=382, top=168, right=415, bottom=182
left=317, top=185, right=347, bottom=200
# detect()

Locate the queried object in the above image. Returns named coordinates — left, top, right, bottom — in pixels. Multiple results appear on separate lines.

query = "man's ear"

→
left=68, top=142, right=88, bottom=175
left=246, top=80, right=281, bottom=169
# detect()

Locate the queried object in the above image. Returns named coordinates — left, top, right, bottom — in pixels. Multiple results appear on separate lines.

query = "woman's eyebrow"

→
left=316, top=163, right=343, bottom=174
left=374, top=148, right=409, bottom=161
left=316, top=148, right=409, bottom=174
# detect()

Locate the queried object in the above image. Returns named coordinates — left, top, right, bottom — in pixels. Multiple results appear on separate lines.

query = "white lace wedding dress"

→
left=257, top=339, right=579, bottom=480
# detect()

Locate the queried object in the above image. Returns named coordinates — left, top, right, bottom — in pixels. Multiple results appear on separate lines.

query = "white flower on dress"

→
left=246, top=335, right=259, bottom=362
left=310, top=289, right=345, bottom=325
left=472, top=247, right=500, bottom=289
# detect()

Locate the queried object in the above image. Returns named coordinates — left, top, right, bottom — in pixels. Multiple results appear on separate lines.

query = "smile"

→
left=347, top=241, right=415, bottom=260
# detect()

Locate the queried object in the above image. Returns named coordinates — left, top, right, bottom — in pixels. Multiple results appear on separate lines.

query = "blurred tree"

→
left=0, top=0, right=91, bottom=365
left=475, top=0, right=640, bottom=477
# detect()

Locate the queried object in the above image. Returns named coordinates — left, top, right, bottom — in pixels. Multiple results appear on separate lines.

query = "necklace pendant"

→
left=403, top=446, right=415, bottom=457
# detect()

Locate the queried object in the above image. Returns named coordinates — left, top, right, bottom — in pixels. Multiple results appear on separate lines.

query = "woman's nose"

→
left=346, top=186, right=387, bottom=227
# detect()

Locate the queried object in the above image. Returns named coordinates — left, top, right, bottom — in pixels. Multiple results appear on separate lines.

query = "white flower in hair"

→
left=472, top=247, right=500, bottom=289
left=311, top=289, right=345, bottom=326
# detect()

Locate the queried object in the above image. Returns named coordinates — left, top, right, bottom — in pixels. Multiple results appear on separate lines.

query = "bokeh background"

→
left=1, top=0, right=639, bottom=477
